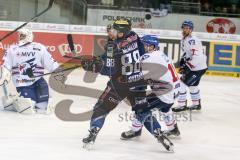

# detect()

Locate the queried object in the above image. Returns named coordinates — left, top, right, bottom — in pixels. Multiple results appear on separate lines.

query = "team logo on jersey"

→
left=141, top=54, right=150, bottom=61
left=18, top=58, right=36, bottom=76
left=16, top=52, right=36, bottom=57
left=206, top=18, right=236, bottom=34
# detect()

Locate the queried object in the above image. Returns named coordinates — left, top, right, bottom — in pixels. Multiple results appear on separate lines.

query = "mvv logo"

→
left=18, top=52, right=36, bottom=57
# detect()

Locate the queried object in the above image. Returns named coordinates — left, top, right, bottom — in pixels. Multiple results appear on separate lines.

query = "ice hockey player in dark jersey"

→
left=81, top=18, right=148, bottom=149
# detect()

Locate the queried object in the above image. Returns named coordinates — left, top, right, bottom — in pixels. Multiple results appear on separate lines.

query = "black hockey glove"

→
left=81, top=57, right=103, bottom=73
left=179, top=57, right=186, bottom=68
left=179, top=54, right=191, bottom=74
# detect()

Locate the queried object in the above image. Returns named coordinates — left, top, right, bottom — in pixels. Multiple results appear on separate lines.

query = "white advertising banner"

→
left=87, top=8, right=240, bottom=34
left=0, top=21, right=239, bottom=42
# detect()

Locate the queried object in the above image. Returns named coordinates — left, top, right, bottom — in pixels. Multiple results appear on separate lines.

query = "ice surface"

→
left=0, top=68, right=240, bottom=160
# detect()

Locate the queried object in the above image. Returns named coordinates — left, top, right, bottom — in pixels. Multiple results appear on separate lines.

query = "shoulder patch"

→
left=188, top=39, right=195, bottom=45
left=141, top=54, right=150, bottom=61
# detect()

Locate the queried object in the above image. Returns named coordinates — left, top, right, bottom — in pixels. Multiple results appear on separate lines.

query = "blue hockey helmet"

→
left=181, top=20, right=194, bottom=30
left=141, top=35, right=159, bottom=49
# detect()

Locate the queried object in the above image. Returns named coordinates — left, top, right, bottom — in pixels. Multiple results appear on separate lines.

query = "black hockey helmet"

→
left=113, top=18, right=131, bottom=34
left=107, top=23, right=113, bottom=32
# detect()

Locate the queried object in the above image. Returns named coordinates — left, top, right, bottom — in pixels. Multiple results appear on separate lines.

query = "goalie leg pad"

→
left=2, top=95, right=17, bottom=112
left=13, top=97, right=35, bottom=114
left=0, top=66, right=11, bottom=86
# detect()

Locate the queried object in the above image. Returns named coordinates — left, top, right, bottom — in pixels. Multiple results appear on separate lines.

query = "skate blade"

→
left=166, top=134, right=181, bottom=140
left=160, top=137, right=174, bottom=153
left=82, top=142, right=94, bottom=150
left=188, top=109, right=202, bottom=113
left=167, top=144, right=174, bottom=153
left=120, top=136, right=141, bottom=141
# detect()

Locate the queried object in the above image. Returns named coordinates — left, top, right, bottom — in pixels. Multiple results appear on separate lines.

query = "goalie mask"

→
left=18, top=28, right=34, bottom=45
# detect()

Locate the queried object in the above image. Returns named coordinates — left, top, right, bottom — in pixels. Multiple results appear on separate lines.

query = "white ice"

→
left=0, top=69, right=240, bottom=160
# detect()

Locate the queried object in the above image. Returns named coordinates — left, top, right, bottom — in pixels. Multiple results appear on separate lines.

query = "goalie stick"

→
left=0, top=0, right=55, bottom=42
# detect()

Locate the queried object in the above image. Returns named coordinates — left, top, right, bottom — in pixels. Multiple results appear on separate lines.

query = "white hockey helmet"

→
left=18, top=28, right=34, bottom=44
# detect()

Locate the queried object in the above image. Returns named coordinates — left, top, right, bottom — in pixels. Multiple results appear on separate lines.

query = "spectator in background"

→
left=201, top=0, right=212, bottom=12
left=101, top=0, right=114, bottom=6
left=114, top=0, right=129, bottom=9
left=222, top=7, right=228, bottom=13
left=86, top=0, right=101, bottom=5
left=212, top=0, right=226, bottom=12
left=238, top=0, right=240, bottom=14
left=160, top=0, right=172, bottom=12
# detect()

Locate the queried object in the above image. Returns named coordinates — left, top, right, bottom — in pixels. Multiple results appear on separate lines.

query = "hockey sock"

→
left=189, top=86, right=200, bottom=105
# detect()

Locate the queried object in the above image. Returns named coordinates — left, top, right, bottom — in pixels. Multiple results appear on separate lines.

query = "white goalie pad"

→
left=2, top=95, right=17, bottom=111
left=13, top=97, right=35, bottom=114
left=0, top=66, right=11, bottom=86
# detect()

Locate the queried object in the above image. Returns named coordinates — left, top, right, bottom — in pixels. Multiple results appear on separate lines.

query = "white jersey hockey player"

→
left=172, top=20, right=207, bottom=112
left=121, top=35, right=181, bottom=140
left=1, top=28, right=59, bottom=114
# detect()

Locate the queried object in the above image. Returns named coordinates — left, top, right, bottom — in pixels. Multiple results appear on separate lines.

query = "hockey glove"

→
left=81, top=57, right=103, bottom=73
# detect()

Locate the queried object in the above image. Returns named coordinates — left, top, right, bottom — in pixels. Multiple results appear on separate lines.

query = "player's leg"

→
left=187, top=69, right=207, bottom=110
left=15, top=85, right=36, bottom=114
left=159, top=102, right=180, bottom=137
left=147, top=95, right=180, bottom=137
left=172, top=81, right=188, bottom=112
left=0, top=66, right=17, bottom=111
left=120, top=115, right=143, bottom=140
left=82, top=82, right=123, bottom=147
left=34, top=77, right=53, bottom=114
left=121, top=85, right=148, bottom=139
left=174, top=69, right=206, bottom=112
left=136, top=110, right=174, bottom=152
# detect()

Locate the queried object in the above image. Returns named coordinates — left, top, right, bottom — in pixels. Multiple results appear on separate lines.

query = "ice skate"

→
left=120, top=129, right=142, bottom=140
left=154, top=129, right=174, bottom=152
left=82, top=127, right=99, bottom=150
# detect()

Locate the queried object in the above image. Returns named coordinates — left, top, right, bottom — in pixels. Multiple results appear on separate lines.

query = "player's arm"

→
left=41, top=44, right=59, bottom=72
left=179, top=39, right=198, bottom=73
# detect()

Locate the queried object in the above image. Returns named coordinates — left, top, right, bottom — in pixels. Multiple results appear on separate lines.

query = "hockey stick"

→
left=29, top=34, right=82, bottom=78
left=29, top=65, right=81, bottom=78
left=67, top=34, right=77, bottom=55
left=0, top=0, right=55, bottom=42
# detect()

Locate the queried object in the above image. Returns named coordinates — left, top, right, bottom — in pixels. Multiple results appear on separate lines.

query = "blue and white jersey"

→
left=141, top=50, right=180, bottom=104
left=181, top=35, right=207, bottom=71
left=3, top=42, right=59, bottom=87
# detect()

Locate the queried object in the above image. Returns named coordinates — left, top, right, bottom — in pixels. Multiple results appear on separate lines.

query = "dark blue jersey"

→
left=100, top=31, right=145, bottom=83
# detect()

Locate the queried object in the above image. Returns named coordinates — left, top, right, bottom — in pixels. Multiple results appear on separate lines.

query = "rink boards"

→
left=0, top=21, right=239, bottom=77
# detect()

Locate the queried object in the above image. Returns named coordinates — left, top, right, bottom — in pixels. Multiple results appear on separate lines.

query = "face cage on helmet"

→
left=18, top=33, right=33, bottom=44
